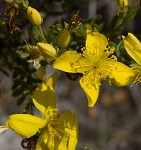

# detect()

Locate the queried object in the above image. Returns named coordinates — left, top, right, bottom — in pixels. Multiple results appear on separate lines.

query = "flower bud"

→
left=58, top=28, right=71, bottom=48
left=125, top=33, right=141, bottom=52
left=85, top=24, right=92, bottom=34
left=28, top=45, right=40, bottom=59
left=122, top=33, right=141, bottom=65
left=27, top=6, right=42, bottom=26
left=37, top=42, right=57, bottom=59
left=117, top=0, right=129, bottom=9
left=9, top=7, right=16, bottom=18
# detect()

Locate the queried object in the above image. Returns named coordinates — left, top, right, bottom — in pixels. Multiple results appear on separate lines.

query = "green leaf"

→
left=13, top=86, right=26, bottom=97
left=12, top=79, right=25, bottom=90
left=109, top=15, right=119, bottom=31
left=17, top=94, right=26, bottom=105
left=12, top=67, right=25, bottom=78
left=123, top=9, right=137, bottom=24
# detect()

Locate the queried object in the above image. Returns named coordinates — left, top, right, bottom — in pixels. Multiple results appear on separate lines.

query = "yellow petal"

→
left=54, top=51, right=81, bottom=73
left=55, top=110, right=78, bottom=149
left=47, top=135, right=55, bottom=150
left=6, top=114, right=46, bottom=138
left=36, top=111, right=78, bottom=150
left=85, top=32, right=108, bottom=57
left=58, top=136, right=68, bottom=150
left=45, top=72, right=58, bottom=88
left=36, top=127, right=63, bottom=150
left=36, top=127, right=68, bottom=150
left=56, top=111, right=78, bottom=136
left=35, top=127, right=50, bottom=150
left=67, top=114, right=78, bottom=150
left=123, top=33, right=141, bottom=65
left=35, top=66, right=47, bottom=82
left=68, top=135, right=78, bottom=150
left=32, top=83, right=56, bottom=118
left=80, top=69, right=100, bottom=107
left=103, top=61, right=134, bottom=86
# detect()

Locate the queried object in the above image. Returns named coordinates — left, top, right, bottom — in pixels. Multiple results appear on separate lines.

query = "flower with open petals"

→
left=54, top=32, right=134, bottom=107
left=6, top=73, right=78, bottom=150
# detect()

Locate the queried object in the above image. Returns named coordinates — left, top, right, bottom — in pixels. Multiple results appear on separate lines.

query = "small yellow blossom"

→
left=54, top=32, right=134, bottom=107
left=6, top=73, right=78, bottom=150
left=27, top=6, right=42, bottom=26
left=58, top=28, right=71, bottom=48
left=37, top=42, right=57, bottom=59
left=117, top=0, right=129, bottom=9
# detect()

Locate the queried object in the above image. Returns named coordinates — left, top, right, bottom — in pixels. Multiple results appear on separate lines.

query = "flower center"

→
left=45, top=109, right=66, bottom=140
left=98, top=47, right=116, bottom=64
left=43, top=109, right=62, bottom=139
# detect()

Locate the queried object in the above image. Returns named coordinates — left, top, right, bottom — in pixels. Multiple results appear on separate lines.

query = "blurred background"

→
left=1, top=0, right=141, bottom=149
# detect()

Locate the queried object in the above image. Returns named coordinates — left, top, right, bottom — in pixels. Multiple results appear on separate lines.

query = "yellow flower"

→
left=123, top=33, right=141, bottom=83
left=58, top=28, right=71, bottom=48
left=37, top=42, right=57, bottom=60
left=54, top=32, right=134, bottom=107
left=6, top=73, right=78, bottom=150
left=27, top=6, right=42, bottom=26
left=117, top=0, right=129, bottom=9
